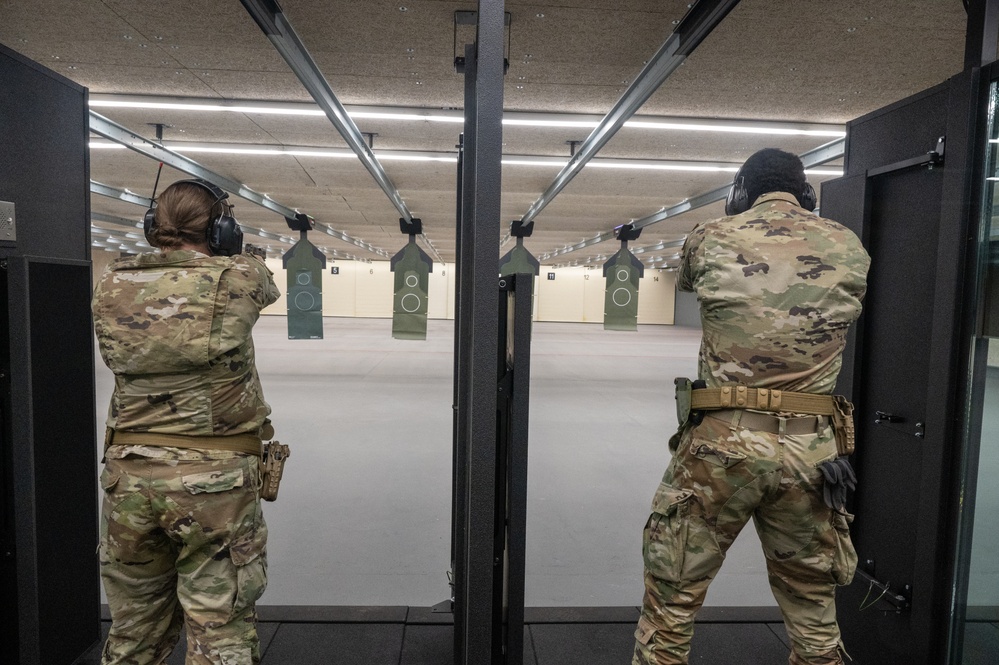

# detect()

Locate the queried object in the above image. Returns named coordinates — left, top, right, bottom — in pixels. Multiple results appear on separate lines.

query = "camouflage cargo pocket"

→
left=690, top=442, right=747, bottom=469
left=229, top=519, right=268, bottom=616
left=643, top=483, right=693, bottom=583
left=830, top=511, right=857, bottom=585
left=98, top=466, right=121, bottom=551
left=182, top=468, right=245, bottom=494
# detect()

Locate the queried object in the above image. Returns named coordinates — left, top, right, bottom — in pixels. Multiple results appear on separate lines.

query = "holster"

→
left=669, top=377, right=706, bottom=453
left=260, top=441, right=290, bottom=502
left=831, top=395, right=856, bottom=456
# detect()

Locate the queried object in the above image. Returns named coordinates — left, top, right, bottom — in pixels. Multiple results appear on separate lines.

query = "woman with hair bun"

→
left=92, top=179, right=280, bottom=665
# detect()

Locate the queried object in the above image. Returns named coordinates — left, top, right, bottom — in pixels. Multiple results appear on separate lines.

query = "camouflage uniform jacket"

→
left=93, top=250, right=280, bottom=442
left=678, top=192, right=869, bottom=394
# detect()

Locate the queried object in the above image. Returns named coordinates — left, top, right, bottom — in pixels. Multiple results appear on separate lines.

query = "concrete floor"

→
left=94, top=316, right=777, bottom=608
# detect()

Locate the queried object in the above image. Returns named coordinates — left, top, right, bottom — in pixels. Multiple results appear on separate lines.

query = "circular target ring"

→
left=611, top=287, right=632, bottom=307
left=294, top=291, right=317, bottom=311
left=401, top=293, right=422, bottom=313
left=405, top=274, right=419, bottom=288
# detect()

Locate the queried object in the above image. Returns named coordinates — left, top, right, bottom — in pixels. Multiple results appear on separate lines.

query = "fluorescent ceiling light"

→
left=88, top=94, right=845, bottom=137
left=90, top=100, right=326, bottom=116
left=502, top=119, right=600, bottom=128
left=349, top=111, right=464, bottom=123
left=588, top=162, right=738, bottom=172
left=89, top=138, right=844, bottom=176
left=624, top=121, right=844, bottom=137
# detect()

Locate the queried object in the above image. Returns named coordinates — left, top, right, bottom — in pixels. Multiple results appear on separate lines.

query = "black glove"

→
left=818, top=457, right=857, bottom=511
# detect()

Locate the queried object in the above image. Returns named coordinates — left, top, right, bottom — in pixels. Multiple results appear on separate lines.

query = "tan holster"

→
left=260, top=441, right=290, bottom=502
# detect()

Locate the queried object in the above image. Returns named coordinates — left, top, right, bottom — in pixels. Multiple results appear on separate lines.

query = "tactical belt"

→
left=707, top=410, right=825, bottom=435
left=689, top=386, right=855, bottom=455
left=690, top=386, right=836, bottom=415
left=106, top=430, right=264, bottom=457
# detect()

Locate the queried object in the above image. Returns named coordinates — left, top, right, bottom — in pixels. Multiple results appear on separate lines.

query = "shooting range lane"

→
left=91, top=316, right=780, bottom=608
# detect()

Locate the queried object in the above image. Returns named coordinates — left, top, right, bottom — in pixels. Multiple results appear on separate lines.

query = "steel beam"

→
left=90, top=181, right=152, bottom=208
left=453, top=0, right=506, bottom=660
left=91, top=211, right=142, bottom=229
left=538, top=138, right=844, bottom=261
left=240, top=0, right=415, bottom=226
left=965, top=0, right=999, bottom=69
left=89, top=111, right=388, bottom=258
left=519, top=0, right=741, bottom=225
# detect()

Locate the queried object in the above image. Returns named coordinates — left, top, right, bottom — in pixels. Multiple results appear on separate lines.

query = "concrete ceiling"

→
left=0, top=0, right=970, bottom=265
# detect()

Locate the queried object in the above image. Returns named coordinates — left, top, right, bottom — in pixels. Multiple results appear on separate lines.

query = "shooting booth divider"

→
left=448, top=3, right=534, bottom=663
left=0, top=44, right=99, bottom=665
left=820, top=65, right=988, bottom=664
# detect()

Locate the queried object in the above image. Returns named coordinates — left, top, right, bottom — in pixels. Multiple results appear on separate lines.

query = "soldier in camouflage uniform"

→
left=93, top=180, right=280, bottom=665
left=633, top=149, right=870, bottom=665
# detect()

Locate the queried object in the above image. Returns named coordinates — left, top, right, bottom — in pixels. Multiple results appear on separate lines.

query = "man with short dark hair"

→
left=632, top=149, right=870, bottom=665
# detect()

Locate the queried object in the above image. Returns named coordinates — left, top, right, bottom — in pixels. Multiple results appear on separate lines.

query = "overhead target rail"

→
left=89, top=111, right=388, bottom=259
left=538, top=138, right=846, bottom=263
left=89, top=182, right=367, bottom=261
left=240, top=0, right=445, bottom=265
left=513, top=0, right=742, bottom=233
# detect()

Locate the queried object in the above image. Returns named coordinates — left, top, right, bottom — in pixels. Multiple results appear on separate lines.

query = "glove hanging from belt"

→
left=818, top=457, right=857, bottom=511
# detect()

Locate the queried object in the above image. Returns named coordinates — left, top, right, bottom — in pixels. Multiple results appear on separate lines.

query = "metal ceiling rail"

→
left=239, top=0, right=444, bottom=265
left=89, top=111, right=389, bottom=259
left=517, top=0, right=741, bottom=226
left=240, top=0, right=412, bottom=220
left=90, top=181, right=153, bottom=208
left=90, top=185, right=367, bottom=261
left=91, top=211, right=144, bottom=230
left=538, top=138, right=845, bottom=262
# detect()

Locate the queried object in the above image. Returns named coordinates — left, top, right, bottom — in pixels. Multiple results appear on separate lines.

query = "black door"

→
left=821, top=67, right=986, bottom=664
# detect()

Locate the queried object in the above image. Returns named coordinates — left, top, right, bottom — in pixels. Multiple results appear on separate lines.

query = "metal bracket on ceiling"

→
left=452, top=10, right=511, bottom=74
left=510, top=219, right=534, bottom=238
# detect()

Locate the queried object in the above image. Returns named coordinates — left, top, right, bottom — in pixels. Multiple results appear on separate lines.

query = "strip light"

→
left=89, top=140, right=843, bottom=176
left=88, top=95, right=845, bottom=138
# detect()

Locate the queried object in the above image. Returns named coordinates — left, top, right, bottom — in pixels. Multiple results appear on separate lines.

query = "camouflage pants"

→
left=633, top=411, right=857, bottom=665
left=99, top=454, right=268, bottom=665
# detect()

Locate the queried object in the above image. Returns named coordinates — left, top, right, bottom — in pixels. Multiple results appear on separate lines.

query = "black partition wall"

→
left=821, top=66, right=987, bottom=664
left=0, top=45, right=98, bottom=665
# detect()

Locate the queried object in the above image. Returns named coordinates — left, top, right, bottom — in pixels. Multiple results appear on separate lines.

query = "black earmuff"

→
left=143, top=179, right=243, bottom=256
left=725, top=169, right=750, bottom=216
left=798, top=182, right=817, bottom=212
left=143, top=206, right=157, bottom=244
left=725, top=167, right=818, bottom=215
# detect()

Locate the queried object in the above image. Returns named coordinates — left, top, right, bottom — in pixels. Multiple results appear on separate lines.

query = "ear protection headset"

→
left=143, top=179, right=244, bottom=256
left=724, top=166, right=817, bottom=216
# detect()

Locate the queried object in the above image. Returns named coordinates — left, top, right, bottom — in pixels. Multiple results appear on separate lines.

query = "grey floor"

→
left=93, top=317, right=777, bottom=607
left=79, top=614, right=796, bottom=665
left=88, top=316, right=999, bottom=662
